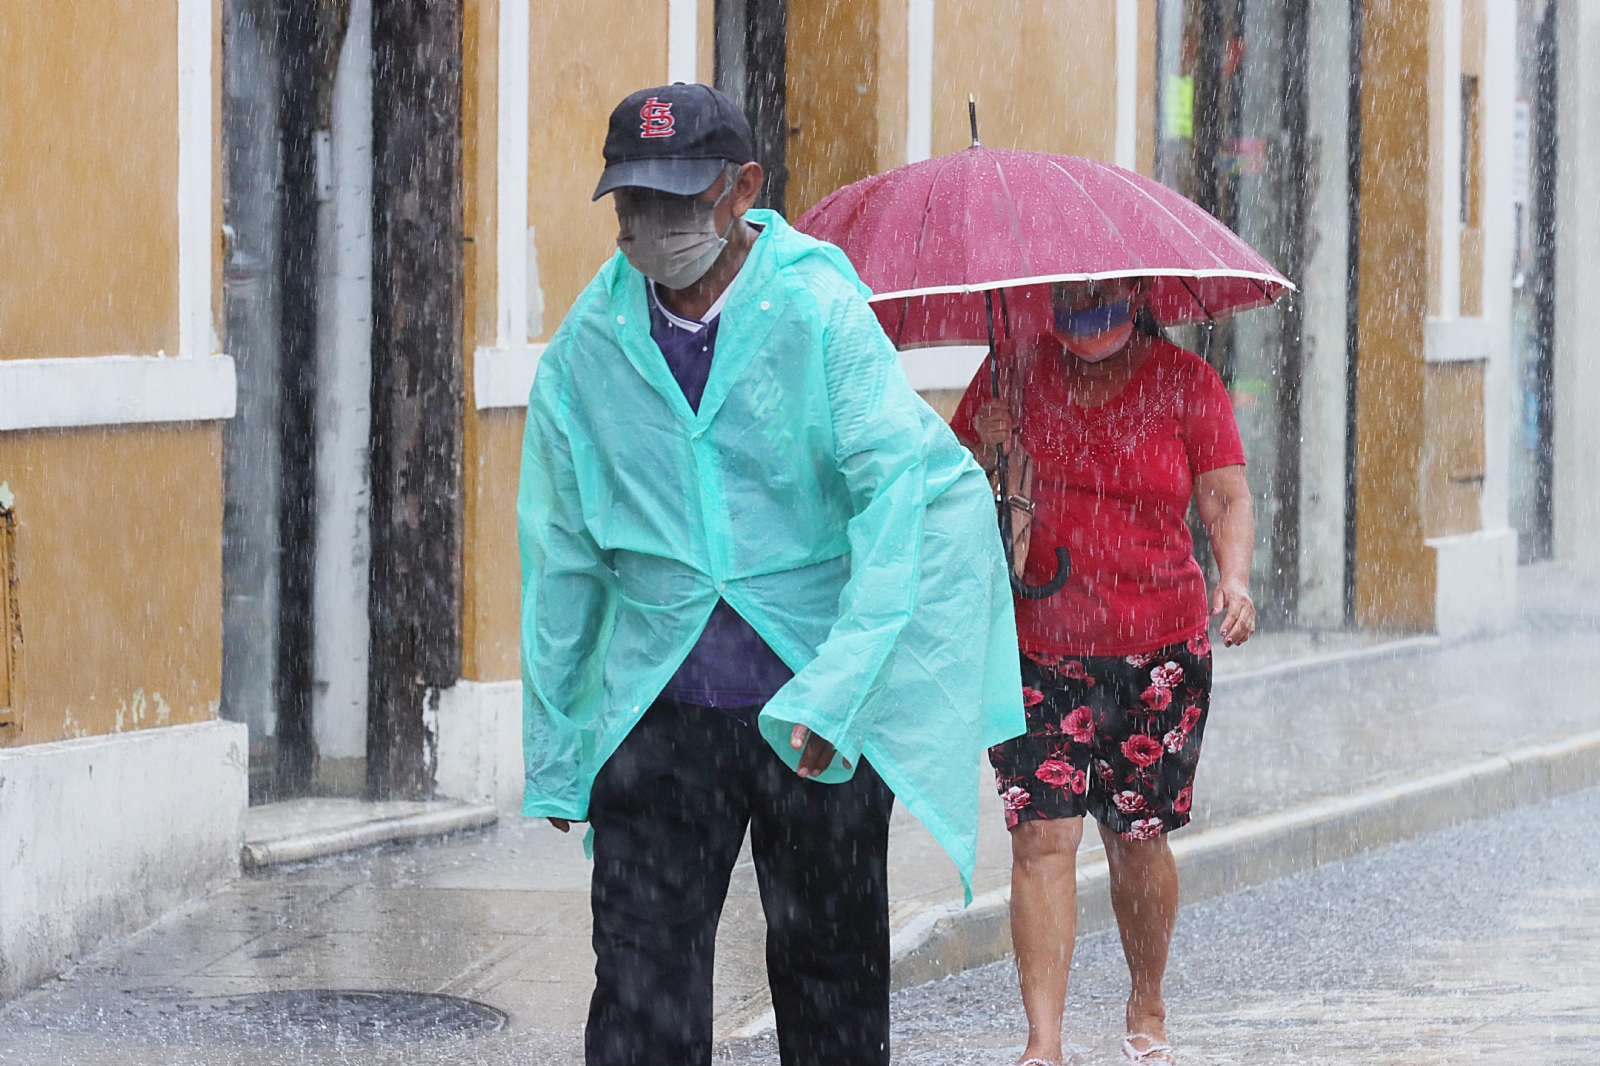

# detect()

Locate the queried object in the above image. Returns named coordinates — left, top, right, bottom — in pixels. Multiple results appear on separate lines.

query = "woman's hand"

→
left=972, top=400, right=1012, bottom=446
left=1195, top=465, right=1256, bottom=646
left=1210, top=578, right=1256, bottom=646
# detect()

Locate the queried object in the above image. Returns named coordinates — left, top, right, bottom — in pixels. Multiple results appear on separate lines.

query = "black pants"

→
left=586, top=699, right=894, bottom=1066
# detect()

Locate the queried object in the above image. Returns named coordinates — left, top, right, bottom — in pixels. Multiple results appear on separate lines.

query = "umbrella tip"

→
left=968, top=93, right=980, bottom=148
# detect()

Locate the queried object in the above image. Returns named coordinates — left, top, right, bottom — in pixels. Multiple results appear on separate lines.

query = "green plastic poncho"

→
left=519, top=210, right=1024, bottom=894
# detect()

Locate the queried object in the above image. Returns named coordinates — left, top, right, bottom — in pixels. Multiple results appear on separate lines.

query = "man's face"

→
left=611, top=163, right=760, bottom=238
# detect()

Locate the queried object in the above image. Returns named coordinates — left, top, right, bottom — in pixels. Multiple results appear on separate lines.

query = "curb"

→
left=240, top=803, right=499, bottom=870
left=886, top=727, right=1600, bottom=991
left=1211, top=634, right=1441, bottom=688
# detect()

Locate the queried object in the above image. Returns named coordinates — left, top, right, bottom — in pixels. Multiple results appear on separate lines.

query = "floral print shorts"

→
left=989, top=633, right=1212, bottom=839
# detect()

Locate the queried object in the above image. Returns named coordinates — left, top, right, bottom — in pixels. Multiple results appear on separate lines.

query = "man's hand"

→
left=1210, top=578, right=1256, bottom=647
left=547, top=818, right=573, bottom=832
left=790, top=724, right=852, bottom=779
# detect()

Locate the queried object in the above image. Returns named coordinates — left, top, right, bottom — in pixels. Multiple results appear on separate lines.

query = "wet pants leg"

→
left=585, top=698, right=894, bottom=1066
left=586, top=701, right=748, bottom=1065
left=752, top=749, right=894, bottom=1066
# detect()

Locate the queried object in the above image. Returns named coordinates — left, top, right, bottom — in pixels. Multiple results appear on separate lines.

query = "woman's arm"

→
left=1194, top=464, right=1256, bottom=646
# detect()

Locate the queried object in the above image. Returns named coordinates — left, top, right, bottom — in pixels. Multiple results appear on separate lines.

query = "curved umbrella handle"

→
left=995, top=446, right=1071, bottom=601
left=1012, top=547, right=1071, bottom=600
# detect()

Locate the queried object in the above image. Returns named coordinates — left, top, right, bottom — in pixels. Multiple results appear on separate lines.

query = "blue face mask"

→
left=1054, top=298, right=1131, bottom=337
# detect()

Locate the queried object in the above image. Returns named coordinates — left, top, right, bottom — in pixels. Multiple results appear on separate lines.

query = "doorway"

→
left=221, top=0, right=374, bottom=802
left=221, top=0, right=462, bottom=804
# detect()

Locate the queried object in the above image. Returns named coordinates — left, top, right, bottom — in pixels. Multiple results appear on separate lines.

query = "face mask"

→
left=1052, top=298, right=1134, bottom=362
left=1054, top=298, right=1131, bottom=337
left=615, top=178, right=736, bottom=290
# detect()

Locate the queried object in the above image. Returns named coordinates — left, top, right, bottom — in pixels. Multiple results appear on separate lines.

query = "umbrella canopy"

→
left=794, top=146, right=1294, bottom=349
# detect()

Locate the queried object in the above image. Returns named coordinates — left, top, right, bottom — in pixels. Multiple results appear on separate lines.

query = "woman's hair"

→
left=1134, top=302, right=1168, bottom=340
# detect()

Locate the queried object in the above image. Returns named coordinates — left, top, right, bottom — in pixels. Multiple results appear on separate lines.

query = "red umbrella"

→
left=794, top=106, right=1293, bottom=599
left=794, top=140, right=1293, bottom=348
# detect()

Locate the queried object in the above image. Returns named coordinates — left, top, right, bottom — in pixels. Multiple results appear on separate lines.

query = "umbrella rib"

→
left=1178, top=276, right=1217, bottom=322
left=1098, top=165, right=1240, bottom=272
left=907, top=153, right=955, bottom=294
left=985, top=150, right=1035, bottom=282
left=1247, top=276, right=1281, bottom=303
left=1039, top=156, right=1144, bottom=271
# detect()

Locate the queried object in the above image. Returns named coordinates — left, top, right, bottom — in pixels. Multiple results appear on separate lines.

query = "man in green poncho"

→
left=519, top=83, right=1023, bottom=1066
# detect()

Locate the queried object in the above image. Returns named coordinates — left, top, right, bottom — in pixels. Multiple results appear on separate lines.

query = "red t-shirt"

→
left=950, top=334, right=1246, bottom=657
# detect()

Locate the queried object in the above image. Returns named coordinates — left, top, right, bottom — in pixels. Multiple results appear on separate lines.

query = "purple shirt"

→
left=648, top=282, right=795, bottom=714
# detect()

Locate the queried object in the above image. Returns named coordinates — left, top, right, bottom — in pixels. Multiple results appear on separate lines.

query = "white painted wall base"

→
left=1427, top=528, right=1518, bottom=640
left=0, top=720, right=248, bottom=997
left=430, top=680, right=524, bottom=813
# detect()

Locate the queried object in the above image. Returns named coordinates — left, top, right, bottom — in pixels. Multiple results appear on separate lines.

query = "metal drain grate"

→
left=194, top=989, right=508, bottom=1041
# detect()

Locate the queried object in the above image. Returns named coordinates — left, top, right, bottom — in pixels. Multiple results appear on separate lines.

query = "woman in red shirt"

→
left=951, top=277, right=1256, bottom=1066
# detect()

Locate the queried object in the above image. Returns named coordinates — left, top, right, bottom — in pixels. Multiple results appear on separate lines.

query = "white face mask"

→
left=614, top=176, right=736, bottom=290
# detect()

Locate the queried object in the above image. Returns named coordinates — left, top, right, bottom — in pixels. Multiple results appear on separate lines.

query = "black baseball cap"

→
left=592, top=83, right=757, bottom=201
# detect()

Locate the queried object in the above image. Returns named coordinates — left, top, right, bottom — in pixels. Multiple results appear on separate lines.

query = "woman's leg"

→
left=1082, top=638, right=1210, bottom=1058
left=1098, top=825, right=1179, bottom=1051
left=1009, top=816, right=1084, bottom=1064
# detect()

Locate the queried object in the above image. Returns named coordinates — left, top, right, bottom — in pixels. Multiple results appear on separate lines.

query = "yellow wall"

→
left=931, top=0, right=1117, bottom=159
left=787, top=0, right=885, bottom=218
left=0, top=2, right=227, bottom=745
left=875, top=0, right=909, bottom=173
left=465, top=0, right=500, bottom=355
left=528, top=0, right=669, bottom=344
left=1355, top=0, right=1435, bottom=630
left=0, top=0, right=180, bottom=359
left=1136, top=0, right=1156, bottom=175
left=468, top=411, right=527, bottom=682
left=1423, top=360, right=1485, bottom=538
left=1458, top=0, right=1485, bottom=316
left=462, top=0, right=527, bottom=684
left=0, top=426, right=223, bottom=745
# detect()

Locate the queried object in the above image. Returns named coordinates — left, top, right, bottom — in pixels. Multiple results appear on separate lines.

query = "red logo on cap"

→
left=639, top=97, right=676, bottom=138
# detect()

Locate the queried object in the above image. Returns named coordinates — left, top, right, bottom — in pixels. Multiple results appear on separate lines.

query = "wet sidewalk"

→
left=2, top=563, right=1597, bottom=1065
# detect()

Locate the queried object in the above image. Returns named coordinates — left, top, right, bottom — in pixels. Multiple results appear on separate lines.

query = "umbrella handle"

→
left=995, top=447, right=1071, bottom=600
left=1012, top=548, right=1072, bottom=600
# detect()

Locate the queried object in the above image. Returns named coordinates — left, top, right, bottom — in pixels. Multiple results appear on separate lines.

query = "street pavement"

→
left=863, top=783, right=1600, bottom=1066
left=0, top=563, right=1597, bottom=1064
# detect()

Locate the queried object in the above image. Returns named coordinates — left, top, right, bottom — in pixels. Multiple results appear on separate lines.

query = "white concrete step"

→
left=241, top=797, right=498, bottom=870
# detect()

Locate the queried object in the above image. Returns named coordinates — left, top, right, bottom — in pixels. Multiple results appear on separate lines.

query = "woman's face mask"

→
left=1051, top=296, right=1134, bottom=362
left=615, top=177, right=736, bottom=290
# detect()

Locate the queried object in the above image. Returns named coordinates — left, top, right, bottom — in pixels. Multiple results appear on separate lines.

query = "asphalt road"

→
left=887, top=784, right=1600, bottom=1066
left=731, top=784, right=1600, bottom=1066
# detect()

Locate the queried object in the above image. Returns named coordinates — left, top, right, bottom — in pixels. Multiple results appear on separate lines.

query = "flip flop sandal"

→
left=1122, top=1033, right=1177, bottom=1064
